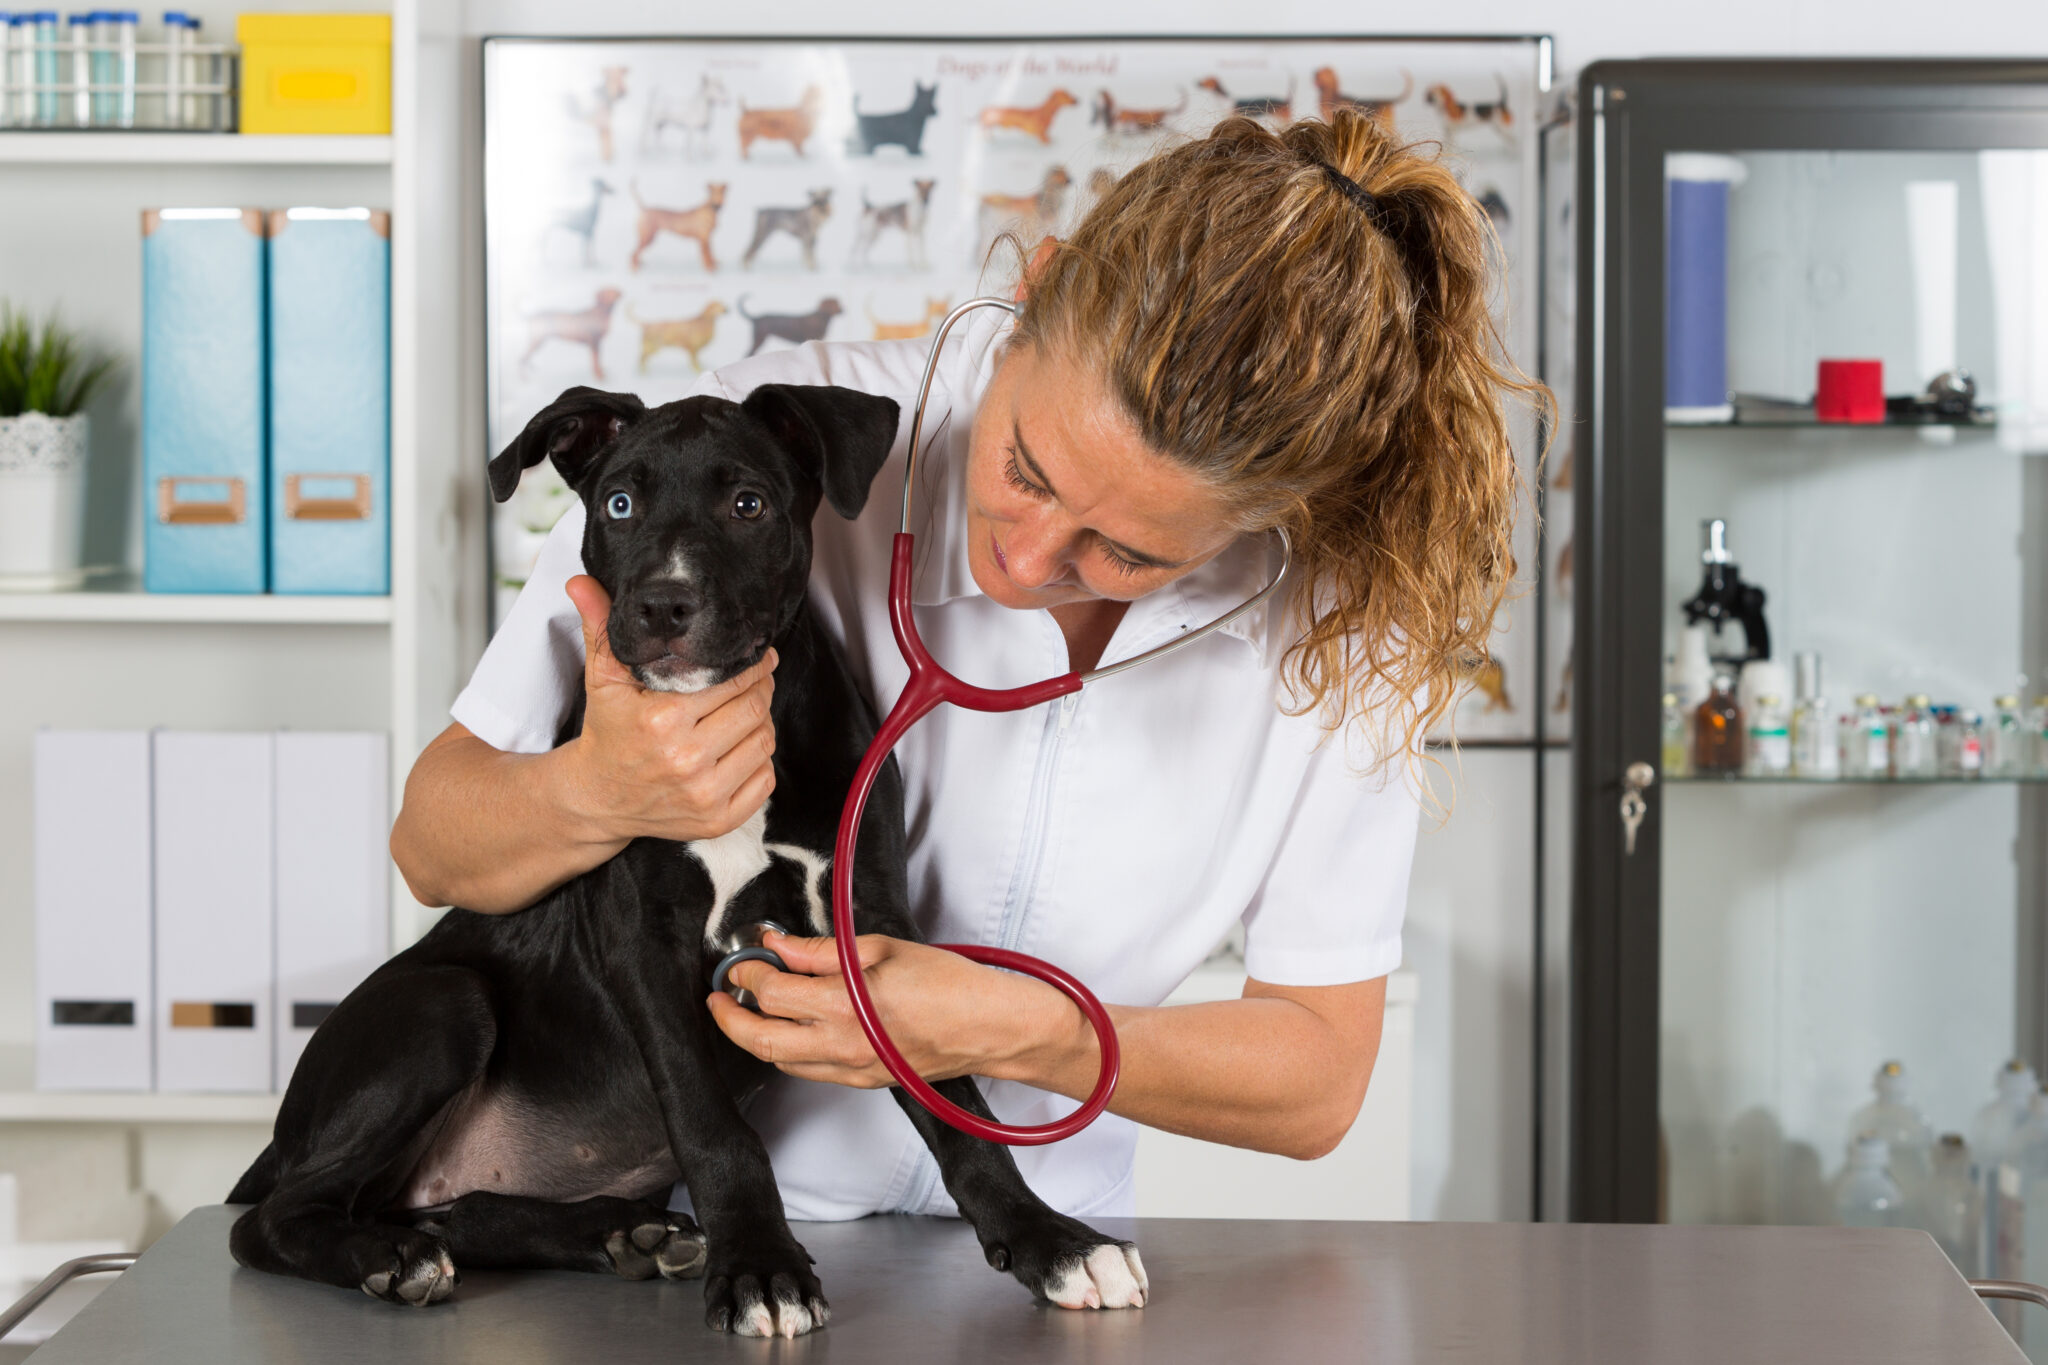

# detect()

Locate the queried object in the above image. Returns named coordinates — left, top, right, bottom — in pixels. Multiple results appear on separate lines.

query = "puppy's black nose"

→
left=635, top=583, right=700, bottom=637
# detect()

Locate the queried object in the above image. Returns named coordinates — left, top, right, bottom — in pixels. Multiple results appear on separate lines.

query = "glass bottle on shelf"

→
left=1693, top=672, right=1743, bottom=775
left=1988, top=696, right=2028, bottom=778
left=1849, top=1061, right=1935, bottom=1219
left=1955, top=711, right=1984, bottom=779
left=1893, top=695, right=1938, bottom=779
left=1746, top=693, right=1790, bottom=777
left=1661, top=692, right=1692, bottom=778
left=1974, top=1060, right=2039, bottom=1280
left=1843, top=693, right=1890, bottom=778
left=1790, top=652, right=1837, bottom=779
left=1835, top=1135, right=1907, bottom=1229
left=1929, top=1133, right=1983, bottom=1275
left=1934, top=705, right=1960, bottom=775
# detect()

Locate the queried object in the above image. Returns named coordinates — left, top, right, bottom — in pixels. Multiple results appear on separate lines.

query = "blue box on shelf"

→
left=266, top=207, right=390, bottom=595
left=142, top=206, right=268, bottom=594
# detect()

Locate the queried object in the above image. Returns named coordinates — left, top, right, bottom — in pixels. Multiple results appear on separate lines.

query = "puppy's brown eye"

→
left=733, top=491, right=766, bottom=521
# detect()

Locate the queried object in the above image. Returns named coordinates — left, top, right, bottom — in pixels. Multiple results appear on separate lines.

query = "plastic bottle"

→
left=1835, top=1134, right=1907, bottom=1228
left=1661, top=692, right=1692, bottom=778
left=1693, top=673, right=1744, bottom=775
left=2006, top=1095, right=2048, bottom=1342
left=1790, top=652, right=1837, bottom=779
left=1928, top=1133, right=1983, bottom=1274
left=1976, top=1060, right=2039, bottom=1279
left=1675, top=625, right=1713, bottom=714
left=1989, top=696, right=2028, bottom=778
left=1893, top=695, right=1938, bottom=779
left=1746, top=693, right=1790, bottom=776
left=1844, top=693, right=1890, bottom=778
left=1849, top=1061, right=1934, bottom=1218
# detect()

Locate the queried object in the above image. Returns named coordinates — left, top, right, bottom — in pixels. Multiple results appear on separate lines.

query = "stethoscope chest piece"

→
left=710, top=920, right=792, bottom=1012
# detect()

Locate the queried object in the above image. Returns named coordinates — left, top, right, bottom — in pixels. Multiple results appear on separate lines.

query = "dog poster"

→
left=484, top=36, right=1548, bottom=740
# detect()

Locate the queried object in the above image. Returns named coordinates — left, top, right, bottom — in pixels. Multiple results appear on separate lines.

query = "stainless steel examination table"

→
left=14, top=1205, right=2030, bottom=1363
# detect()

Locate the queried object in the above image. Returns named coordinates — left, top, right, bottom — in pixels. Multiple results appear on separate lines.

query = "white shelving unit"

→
left=0, top=0, right=470, bottom=1251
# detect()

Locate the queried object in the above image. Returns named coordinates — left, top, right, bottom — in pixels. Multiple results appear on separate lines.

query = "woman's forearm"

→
left=390, top=727, right=626, bottom=914
left=996, top=981, right=1385, bottom=1161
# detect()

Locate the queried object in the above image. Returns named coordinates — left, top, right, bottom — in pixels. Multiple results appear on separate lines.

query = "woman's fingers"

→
left=766, top=932, right=892, bottom=975
left=566, top=574, right=640, bottom=690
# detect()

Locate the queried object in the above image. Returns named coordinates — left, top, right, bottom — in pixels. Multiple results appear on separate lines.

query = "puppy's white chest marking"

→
left=762, top=841, right=831, bottom=936
left=691, top=807, right=772, bottom=949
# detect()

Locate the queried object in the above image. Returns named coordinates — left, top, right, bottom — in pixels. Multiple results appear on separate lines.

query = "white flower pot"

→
left=0, top=412, right=90, bottom=590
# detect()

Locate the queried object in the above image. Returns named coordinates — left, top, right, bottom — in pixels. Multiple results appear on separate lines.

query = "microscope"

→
left=1682, top=518, right=1771, bottom=667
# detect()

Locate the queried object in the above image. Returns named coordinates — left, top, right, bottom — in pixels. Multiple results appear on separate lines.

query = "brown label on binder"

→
left=285, top=473, right=372, bottom=521
left=157, top=476, right=247, bottom=525
left=170, top=1002, right=256, bottom=1029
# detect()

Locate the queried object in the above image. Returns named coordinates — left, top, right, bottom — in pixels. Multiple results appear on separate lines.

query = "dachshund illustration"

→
left=737, top=85, right=824, bottom=159
left=629, top=181, right=726, bottom=273
left=736, top=295, right=841, bottom=355
left=850, top=179, right=935, bottom=270
left=563, top=65, right=630, bottom=163
left=1551, top=446, right=1573, bottom=490
left=848, top=81, right=940, bottom=156
left=642, top=73, right=729, bottom=158
left=742, top=189, right=833, bottom=271
left=1085, top=166, right=1120, bottom=207
left=520, top=288, right=622, bottom=381
left=1314, top=67, right=1410, bottom=127
left=979, top=166, right=1071, bottom=244
left=1555, top=533, right=1574, bottom=599
left=629, top=298, right=725, bottom=373
left=1091, top=88, right=1186, bottom=135
left=547, top=178, right=613, bottom=266
left=1477, top=186, right=1511, bottom=228
left=867, top=296, right=950, bottom=341
left=1470, top=655, right=1513, bottom=716
left=977, top=89, right=1078, bottom=143
left=1197, top=75, right=1296, bottom=124
left=1427, top=76, right=1514, bottom=142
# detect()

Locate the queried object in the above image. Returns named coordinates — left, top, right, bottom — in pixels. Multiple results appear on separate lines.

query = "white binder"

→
left=33, top=731, right=154, bottom=1091
left=153, top=731, right=274, bottom=1093
left=273, top=732, right=389, bottom=1090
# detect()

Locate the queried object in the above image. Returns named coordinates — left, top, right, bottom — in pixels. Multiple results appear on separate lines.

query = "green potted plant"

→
left=0, top=306, right=117, bottom=589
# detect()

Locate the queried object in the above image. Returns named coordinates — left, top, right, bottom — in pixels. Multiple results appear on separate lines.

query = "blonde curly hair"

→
left=1011, top=109, right=1547, bottom=763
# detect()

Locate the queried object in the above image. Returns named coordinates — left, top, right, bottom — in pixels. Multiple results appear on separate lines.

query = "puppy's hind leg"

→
left=230, top=964, right=496, bottom=1306
left=416, top=1191, right=706, bottom=1281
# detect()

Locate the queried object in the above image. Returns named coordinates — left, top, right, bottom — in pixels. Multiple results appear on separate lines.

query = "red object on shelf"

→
left=1815, top=359, right=1885, bottom=423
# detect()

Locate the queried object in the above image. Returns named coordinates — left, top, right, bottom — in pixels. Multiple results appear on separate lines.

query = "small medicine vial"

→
left=1746, top=693, right=1790, bottom=776
left=1694, top=673, right=1744, bottom=775
left=1894, top=694, right=1938, bottom=779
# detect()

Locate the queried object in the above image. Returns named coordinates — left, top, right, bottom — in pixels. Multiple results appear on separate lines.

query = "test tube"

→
left=0, top=14, right=15, bottom=129
left=66, top=11, right=89, bottom=126
left=32, top=10, right=58, bottom=126
left=86, top=7, right=108, bottom=122
left=160, top=7, right=181, bottom=127
left=182, top=12, right=202, bottom=130
left=111, top=7, right=131, bottom=126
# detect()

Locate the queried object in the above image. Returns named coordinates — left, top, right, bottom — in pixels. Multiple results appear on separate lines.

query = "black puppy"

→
left=847, top=81, right=938, bottom=156
left=225, top=383, right=1147, bottom=1337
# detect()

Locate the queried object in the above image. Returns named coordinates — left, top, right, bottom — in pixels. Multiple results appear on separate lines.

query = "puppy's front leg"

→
left=608, top=959, right=827, bottom=1338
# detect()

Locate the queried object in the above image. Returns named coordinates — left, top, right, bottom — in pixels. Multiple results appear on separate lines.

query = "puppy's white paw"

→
left=1044, top=1242, right=1148, bottom=1310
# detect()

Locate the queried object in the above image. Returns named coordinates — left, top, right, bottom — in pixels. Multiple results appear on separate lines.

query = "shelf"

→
left=1669, top=773, right=2048, bottom=785
left=0, top=132, right=393, bottom=165
left=0, top=1048, right=278, bottom=1123
left=1669, top=394, right=1999, bottom=432
left=0, top=576, right=391, bottom=624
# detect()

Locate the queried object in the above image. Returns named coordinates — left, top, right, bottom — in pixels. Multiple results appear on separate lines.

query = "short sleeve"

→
left=449, top=502, right=594, bottom=754
left=1237, top=730, right=1420, bottom=988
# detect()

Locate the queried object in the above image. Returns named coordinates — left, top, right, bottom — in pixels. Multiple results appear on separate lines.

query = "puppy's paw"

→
left=989, top=1212, right=1148, bottom=1311
left=604, top=1217, right=707, bottom=1281
left=360, top=1231, right=457, bottom=1307
left=704, top=1242, right=827, bottom=1338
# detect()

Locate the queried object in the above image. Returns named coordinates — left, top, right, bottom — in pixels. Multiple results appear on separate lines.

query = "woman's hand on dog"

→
left=709, top=932, right=1095, bottom=1090
left=560, top=573, right=780, bottom=846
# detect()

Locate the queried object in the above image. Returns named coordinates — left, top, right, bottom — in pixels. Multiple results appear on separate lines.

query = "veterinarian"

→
left=392, top=109, right=1533, bottom=1224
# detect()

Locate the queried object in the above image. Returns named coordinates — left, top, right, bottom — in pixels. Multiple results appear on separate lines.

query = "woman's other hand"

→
left=559, top=573, right=780, bottom=846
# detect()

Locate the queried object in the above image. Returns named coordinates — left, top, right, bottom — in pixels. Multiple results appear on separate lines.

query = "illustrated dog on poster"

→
left=564, top=66, right=631, bottom=163
left=1197, top=74, right=1295, bottom=125
left=1085, top=167, right=1120, bottom=210
left=630, top=182, right=727, bottom=273
left=977, top=89, right=1078, bottom=143
left=849, top=180, right=935, bottom=270
left=737, top=295, right=840, bottom=354
left=629, top=299, right=726, bottom=373
left=742, top=190, right=833, bottom=271
left=547, top=179, right=614, bottom=267
left=736, top=85, right=825, bottom=159
left=1314, top=67, right=1410, bottom=127
left=642, top=74, right=730, bottom=159
left=519, top=288, right=622, bottom=381
left=1091, top=88, right=1186, bottom=135
left=979, top=166, right=1071, bottom=246
left=1426, top=76, right=1514, bottom=144
left=847, top=81, right=939, bottom=156
left=866, top=296, right=948, bottom=341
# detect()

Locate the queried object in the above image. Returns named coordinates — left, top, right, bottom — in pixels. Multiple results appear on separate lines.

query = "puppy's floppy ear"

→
left=741, top=384, right=901, bottom=520
left=488, top=387, right=647, bottom=503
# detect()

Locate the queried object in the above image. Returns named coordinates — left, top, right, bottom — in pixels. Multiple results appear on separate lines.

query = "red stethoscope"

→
left=821, top=298, right=1293, bottom=1145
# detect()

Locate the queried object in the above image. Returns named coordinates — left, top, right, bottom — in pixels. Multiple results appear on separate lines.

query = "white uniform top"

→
left=452, top=307, right=1419, bottom=1222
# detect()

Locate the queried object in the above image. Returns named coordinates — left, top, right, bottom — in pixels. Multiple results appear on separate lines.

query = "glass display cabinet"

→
left=1568, top=56, right=2048, bottom=1323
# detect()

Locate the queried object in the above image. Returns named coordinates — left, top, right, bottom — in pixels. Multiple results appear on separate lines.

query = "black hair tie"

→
left=1314, top=160, right=1384, bottom=228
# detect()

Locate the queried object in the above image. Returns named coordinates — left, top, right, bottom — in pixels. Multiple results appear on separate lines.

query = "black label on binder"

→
left=52, top=1000, right=135, bottom=1026
left=292, top=1002, right=338, bottom=1030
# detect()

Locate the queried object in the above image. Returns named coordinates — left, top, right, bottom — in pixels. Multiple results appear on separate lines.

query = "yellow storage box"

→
left=236, top=13, right=391, bottom=135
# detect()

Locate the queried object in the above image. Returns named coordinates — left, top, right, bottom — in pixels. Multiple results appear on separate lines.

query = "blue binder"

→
left=142, top=207, right=268, bottom=593
left=267, top=208, right=391, bottom=595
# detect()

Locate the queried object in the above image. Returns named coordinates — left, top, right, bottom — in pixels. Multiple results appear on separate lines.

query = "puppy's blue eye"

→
left=606, top=491, right=633, bottom=520
left=733, top=491, right=765, bottom=521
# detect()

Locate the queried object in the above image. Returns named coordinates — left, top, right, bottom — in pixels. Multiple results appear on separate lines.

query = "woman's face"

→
left=964, top=341, right=1238, bottom=612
